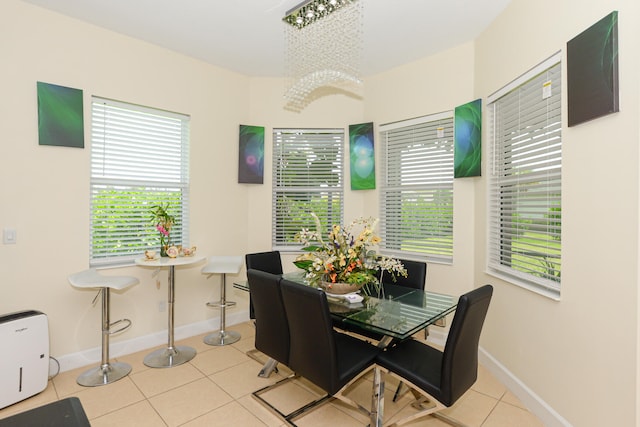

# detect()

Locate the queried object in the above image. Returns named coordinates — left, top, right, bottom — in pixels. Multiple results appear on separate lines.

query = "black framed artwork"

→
left=567, top=11, right=619, bottom=127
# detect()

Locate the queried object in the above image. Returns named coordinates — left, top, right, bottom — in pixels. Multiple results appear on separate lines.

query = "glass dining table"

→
left=235, top=271, right=457, bottom=345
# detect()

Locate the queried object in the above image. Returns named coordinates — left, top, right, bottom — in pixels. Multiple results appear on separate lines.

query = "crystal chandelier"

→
left=283, top=0, right=363, bottom=112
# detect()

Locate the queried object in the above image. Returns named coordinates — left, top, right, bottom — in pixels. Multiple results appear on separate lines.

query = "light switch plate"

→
left=3, top=228, right=16, bottom=244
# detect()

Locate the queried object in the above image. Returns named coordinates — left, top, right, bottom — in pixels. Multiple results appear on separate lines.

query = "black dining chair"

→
left=262, top=278, right=380, bottom=425
left=380, top=258, right=427, bottom=290
left=376, top=284, right=493, bottom=426
left=245, top=251, right=283, bottom=320
left=246, top=269, right=289, bottom=378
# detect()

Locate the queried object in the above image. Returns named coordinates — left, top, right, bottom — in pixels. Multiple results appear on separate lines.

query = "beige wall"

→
left=0, top=0, right=365, bottom=364
left=3, top=0, right=640, bottom=425
left=363, top=42, right=478, bottom=298
left=0, top=0, right=254, bottom=358
left=474, top=0, right=640, bottom=426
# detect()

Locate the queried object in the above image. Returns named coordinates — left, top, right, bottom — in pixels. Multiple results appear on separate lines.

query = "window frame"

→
left=272, top=128, right=344, bottom=251
left=90, top=97, right=190, bottom=267
left=486, top=52, right=562, bottom=299
left=379, top=112, right=455, bottom=263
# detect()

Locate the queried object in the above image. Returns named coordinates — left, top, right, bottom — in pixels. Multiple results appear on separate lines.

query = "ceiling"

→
left=21, top=0, right=512, bottom=78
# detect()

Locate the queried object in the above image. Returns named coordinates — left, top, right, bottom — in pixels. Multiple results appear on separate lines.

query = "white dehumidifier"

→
left=0, top=310, right=49, bottom=409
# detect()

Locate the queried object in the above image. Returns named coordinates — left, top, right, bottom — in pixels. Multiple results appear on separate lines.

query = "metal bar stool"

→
left=68, top=269, right=138, bottom=387
left=202, top=256, right=243, bottom=346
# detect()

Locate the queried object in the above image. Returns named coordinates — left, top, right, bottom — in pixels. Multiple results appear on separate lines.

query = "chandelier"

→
left=283, top=0, right=363, bottom=112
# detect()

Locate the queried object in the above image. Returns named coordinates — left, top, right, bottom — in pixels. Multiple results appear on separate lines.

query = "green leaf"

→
left=293, top=260, right=313, bottom=270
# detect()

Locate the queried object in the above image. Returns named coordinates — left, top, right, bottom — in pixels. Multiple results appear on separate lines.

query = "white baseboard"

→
left=479, top=347, right=572, bottom=427
left=54, top=310, right=250, bottom=373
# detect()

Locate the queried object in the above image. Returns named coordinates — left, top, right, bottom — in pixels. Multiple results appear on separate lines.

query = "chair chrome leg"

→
left=258, top=358, right=279, bottom=378
left=370, top=367, right=384, bottom=427
left=392, top=381, right=406, bottom=402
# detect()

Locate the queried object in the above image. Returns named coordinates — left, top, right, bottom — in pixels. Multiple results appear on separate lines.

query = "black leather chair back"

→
left=280, top=278, right=380, bottom=397
left=245, top=251, right=283, bottom=275
left=381, top=258, right=427, bottom=290
left=245, top=251, right=283, bottom=319
left=280, top=279, right=338, bottom=394
left=440, top=284, right=493, bottom=405
left=247, top=269, right=289, bottom=365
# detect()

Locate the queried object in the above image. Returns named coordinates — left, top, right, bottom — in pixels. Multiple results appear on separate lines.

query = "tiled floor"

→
left=0, top=322, right=544, bottom=426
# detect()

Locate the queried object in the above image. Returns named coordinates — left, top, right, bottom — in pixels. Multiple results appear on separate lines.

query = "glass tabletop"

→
left=235, top=271, right=457, bottom=340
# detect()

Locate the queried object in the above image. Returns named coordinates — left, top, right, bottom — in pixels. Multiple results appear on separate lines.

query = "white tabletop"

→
left=135, top=255, right=206, bottom=268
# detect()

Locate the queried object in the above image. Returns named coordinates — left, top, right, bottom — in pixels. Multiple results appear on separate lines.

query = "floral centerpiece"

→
left=294, top=213, right=407, bottom=295
left=149, top=203, right=175, bottom=257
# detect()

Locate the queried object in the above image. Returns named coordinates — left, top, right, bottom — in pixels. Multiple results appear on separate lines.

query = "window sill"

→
left=485, top=269, right=561, bottom=301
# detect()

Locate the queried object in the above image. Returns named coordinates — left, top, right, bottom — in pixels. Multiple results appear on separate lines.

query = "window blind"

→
left=487, top=55, right=562, bottom=295
left=379, top=112, right=454, bottom=262
left=272, top=128, right=344, bottom=250
left=90, top=97, right=190, bottom=266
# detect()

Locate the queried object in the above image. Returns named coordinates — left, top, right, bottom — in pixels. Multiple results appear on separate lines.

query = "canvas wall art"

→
left=454, top=99, right=482, bottom=178
left=238, top=124, right=264, bottom=184
left=567, top=11, right=619, bottom=127
left=349, top=122, right=375, bottom=190
left=37, top=81, right=84, bottom=148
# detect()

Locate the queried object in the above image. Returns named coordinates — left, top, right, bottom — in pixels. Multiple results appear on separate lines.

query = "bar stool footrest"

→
left=206, top=301, right=236, bottom=309
left=109, top=318, right=132, bottom=335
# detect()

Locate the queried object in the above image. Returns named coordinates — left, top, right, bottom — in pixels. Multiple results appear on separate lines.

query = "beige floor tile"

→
left=395, top=415, right=450, bottom=426
left=226, top=321, right=256, bottom=338
left=0, top=382, right=58, bottom=419
left=438, top=389, right=498, bottom=427
left=209, top=359, right=285, bottom=399
left=482, top=401, right=545, bottom=427
left=236, top=394, right=288, bottom=427
left=51, top=364, right=95, bottom=397
left=130, top=362, right=204, bottom=398
left=232, top=335, right=258, bottom=354
left=189, top=345, right=250, bottom=376
left=472, top=365, right=507, bottom=400
left=69, top=377, right=145, bottom=419
left=174, top=333, right=218, bottom=353
left=500, top=390, right=527, bottom=410
left=181, top=400, right=266, bottom=427
left=90, top=400, right=165, bottom=427
left=293, top=401, right=363, bottom=427
left=148, top=377, right=233, bottom=427
left=114, top=346, right=158, bottom=375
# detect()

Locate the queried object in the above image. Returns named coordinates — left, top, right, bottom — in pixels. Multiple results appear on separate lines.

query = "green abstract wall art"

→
left=349, top=122, right=375, bottom=190
left=238, top=124, right=265, bottom=184
left=37, top=81, right=84, bottom=148
left=454, top=98, right=482, bottom=178
left=567, top=11, right=619, bottom=126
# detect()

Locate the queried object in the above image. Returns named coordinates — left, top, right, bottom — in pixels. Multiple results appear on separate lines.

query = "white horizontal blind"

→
left=379, top=112, right=454, bottom=262
left=272, top=128, right=344, bottom=250
left=488, top=59, right=561, bottom=294
left=90, top=97, right=190, bottom=266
